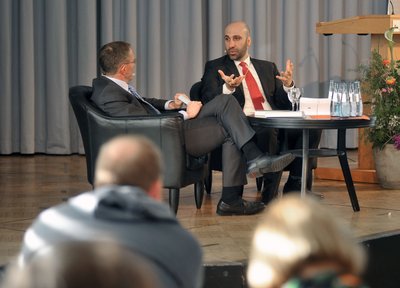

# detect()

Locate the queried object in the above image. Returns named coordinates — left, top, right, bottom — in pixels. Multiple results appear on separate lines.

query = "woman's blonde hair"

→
left=247, top=194, right=366, bottom=288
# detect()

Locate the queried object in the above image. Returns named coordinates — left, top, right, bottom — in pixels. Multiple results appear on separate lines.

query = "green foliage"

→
left=359, top=48, right=400, bottom=150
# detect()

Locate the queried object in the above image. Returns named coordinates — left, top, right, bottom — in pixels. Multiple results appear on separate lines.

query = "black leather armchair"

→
left=69, top=85, right=206, bottom=214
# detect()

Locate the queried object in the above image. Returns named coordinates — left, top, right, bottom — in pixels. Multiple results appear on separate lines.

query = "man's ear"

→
left=147, top=178, right=163, bottom=201
left=247, top=36, right=252, bottom=48
left=119, top=63, right=127, bottom=74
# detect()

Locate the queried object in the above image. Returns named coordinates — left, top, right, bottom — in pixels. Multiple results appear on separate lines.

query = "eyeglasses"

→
left=123, top=60, right=135, bottom=65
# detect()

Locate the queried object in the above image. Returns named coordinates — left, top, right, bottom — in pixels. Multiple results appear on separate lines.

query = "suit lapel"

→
left=224, top=56, right=239, bottom=76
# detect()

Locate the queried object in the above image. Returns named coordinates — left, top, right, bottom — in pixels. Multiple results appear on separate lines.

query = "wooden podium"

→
left=314, top=15, right=400, bottom=183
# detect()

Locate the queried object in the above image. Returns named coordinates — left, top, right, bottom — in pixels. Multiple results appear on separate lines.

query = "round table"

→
left=248, top=115, right=375, bottom=211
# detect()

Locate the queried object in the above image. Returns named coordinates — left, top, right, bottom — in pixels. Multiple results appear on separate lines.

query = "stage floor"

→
left=0, top=153, right=400, bottom=267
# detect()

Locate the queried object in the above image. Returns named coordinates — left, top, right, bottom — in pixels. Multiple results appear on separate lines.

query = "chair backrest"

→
left=69, top=85, right=202, bottom=188
left=69, top=85, right=99, bottom=184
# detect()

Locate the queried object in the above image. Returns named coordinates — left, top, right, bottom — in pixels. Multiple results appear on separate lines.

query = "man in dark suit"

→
left=201, top=21, right=320, bottom=203
left=90, top=41, right=294, bottom=216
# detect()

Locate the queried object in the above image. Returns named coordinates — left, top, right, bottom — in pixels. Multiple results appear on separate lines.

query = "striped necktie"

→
left=128, top=85, right=160, bottom=114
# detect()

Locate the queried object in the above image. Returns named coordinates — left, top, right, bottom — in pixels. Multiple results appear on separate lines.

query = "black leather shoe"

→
left=247, top=153, right=295, bottom=178
left=216, top=199, right=265, bottom=216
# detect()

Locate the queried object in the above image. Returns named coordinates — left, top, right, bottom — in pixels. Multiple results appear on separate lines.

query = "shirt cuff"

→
left=223, top=84, right=235, bottom=94
left=165, top=100, right=173, bottom=110
left=283, top=81, right=295, bottom=92
left=178, top=110, right=188, bottom=120
left=283, top=81, right=295, bottom=102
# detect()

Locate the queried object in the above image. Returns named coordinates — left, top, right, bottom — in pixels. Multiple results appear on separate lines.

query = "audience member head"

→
left=98, top=41, right=135, bottom=82
left=247, top=195, right=367, bottom=288
left=224, top=21, right=251, bottom=61
left=94, top=135, right=163, bottom=200
left=2, top=241, right=159, bottom=288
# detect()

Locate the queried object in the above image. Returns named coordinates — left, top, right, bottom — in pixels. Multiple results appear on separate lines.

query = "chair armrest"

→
left=86, top=110, right=188, bottom=187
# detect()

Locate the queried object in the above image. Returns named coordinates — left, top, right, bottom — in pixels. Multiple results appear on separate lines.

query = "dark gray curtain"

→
left=0, top=0, right=387, bottom=154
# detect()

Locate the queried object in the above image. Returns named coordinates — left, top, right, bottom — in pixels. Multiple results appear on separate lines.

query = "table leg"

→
left=337, top=129, right=360, bottom=212
left=301, top=129, right=309, bottom=197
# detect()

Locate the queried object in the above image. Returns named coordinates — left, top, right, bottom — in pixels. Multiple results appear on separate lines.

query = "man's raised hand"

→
left=218, top=70, right=245, bottom=91
left=276, top=59, right=294, bottom=87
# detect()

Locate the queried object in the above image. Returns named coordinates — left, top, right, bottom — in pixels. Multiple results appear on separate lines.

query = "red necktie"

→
left=239, top=62, right=264, bottom=110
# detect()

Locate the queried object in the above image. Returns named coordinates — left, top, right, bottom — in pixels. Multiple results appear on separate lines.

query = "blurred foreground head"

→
left=94, top=135, right=163, bottom=200
left=2, top=241, right=159, bottom=288
left=247, top=195, right=366, bottom=288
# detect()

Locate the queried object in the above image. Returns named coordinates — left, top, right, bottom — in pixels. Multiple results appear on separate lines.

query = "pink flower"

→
left=393, top=134, right=400, bottom=150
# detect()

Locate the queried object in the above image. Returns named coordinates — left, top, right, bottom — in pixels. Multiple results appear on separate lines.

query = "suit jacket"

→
left=201, top=55, right=291, bottom=110
left=91, top=76, right=168, bottom=117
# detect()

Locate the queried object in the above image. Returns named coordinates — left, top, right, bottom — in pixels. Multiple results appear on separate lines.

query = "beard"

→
left=226, top=47, right=247, bottom=61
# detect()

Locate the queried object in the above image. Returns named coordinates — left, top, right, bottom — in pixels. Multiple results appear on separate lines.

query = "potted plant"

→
left=359, top=27, right=400, bottom=188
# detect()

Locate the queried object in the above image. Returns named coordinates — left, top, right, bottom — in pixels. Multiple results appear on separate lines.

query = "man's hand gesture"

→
left=276, top=59, right=294, bottom=87
left=218, top=70, right=245, bottom=91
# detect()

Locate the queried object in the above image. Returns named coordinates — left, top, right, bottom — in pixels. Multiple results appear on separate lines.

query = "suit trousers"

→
left=183, top=94, right=255, bottom=187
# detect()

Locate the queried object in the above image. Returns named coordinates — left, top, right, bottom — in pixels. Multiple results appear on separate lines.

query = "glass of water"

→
left=288, top=87, right=303, bottom=111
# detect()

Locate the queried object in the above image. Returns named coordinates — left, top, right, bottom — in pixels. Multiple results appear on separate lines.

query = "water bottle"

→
left=328, top=80, right=335, bottom=100
left=340, top=82, right=351, bottom=117
left=349, top=82, right=357, bottom=117
left=354, top=81, right=363, bottom=116
left=331, top=82, right=340, bottom=116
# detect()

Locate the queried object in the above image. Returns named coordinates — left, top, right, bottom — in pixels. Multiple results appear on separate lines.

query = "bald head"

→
left=94, top=135, right=162, bottom=193
left=224, top=21, right=251, bottom=61
left=225, top=21, right=251, bottom=38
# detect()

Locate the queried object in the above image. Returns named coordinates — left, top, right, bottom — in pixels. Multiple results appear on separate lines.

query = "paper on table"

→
left=253, top=110, right=305, bottom=118
left=299, top=97, right=331, bottom=116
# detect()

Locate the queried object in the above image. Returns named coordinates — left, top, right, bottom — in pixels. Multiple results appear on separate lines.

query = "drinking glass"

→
left=288, top=87, right=303, bottom=111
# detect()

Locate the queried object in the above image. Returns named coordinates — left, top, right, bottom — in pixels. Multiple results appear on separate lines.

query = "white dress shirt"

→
left=222, top=57, right=293, bottom=115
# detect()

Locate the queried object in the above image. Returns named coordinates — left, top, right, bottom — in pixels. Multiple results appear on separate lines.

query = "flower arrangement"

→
left=359, top=27, right=400, bottom=150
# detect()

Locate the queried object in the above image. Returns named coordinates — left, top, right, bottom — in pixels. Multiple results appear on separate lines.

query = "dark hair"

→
left=2, top=241, right=159, bottom=288
left=98, top=41, right=131, bottom=74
